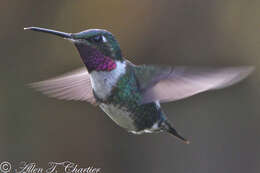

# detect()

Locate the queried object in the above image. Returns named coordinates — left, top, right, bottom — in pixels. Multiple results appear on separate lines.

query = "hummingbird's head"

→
left=71, top=29, right=122, bottom=60
left=24, top=27, right=123, bottom=72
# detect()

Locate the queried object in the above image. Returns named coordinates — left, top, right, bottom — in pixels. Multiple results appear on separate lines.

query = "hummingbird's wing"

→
left=29, top=67, right=97, bottom=105
left=134, top=65, right=254, bottom=104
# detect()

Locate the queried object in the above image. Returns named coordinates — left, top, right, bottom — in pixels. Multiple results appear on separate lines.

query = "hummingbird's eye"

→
left=92, top=35, right=103, bottom=43
left=91, top=35, right=107, bottom=43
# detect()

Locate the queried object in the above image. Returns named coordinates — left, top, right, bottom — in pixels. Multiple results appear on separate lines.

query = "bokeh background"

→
left=1, top=1, right=259, bottom=173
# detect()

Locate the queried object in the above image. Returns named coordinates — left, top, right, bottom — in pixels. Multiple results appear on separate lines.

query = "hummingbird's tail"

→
left=163, top=121, right=190, bottom=144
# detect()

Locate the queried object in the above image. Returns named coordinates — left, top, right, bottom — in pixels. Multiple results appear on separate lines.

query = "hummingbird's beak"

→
left=24, top=27, right=72, bottom=39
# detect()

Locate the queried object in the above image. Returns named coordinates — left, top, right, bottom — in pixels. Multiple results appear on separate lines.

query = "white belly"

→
left=99, top=103, right=136, bottom=131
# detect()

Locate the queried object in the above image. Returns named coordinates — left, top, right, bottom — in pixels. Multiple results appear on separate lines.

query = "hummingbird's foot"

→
left=162, top=121, right=190, bottom=144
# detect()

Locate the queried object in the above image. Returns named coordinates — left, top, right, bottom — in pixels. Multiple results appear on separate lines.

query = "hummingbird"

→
left=24, top=27, right=253, bottom=144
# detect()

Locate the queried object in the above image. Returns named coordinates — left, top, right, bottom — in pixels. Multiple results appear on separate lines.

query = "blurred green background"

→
left=0, top=0, right=259, bottom=173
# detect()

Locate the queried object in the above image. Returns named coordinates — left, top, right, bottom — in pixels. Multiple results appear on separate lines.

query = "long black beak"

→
left=24, top=27, right=72, bottom=39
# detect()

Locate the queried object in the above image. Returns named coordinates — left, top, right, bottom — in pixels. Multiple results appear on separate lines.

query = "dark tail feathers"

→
left=163, top=121, right=190, bottom=144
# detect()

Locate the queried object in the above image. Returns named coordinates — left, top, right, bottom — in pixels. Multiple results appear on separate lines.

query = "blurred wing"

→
left=136, top=66, right=254, bottom=104
left=29, top=67, right=97, bottom=105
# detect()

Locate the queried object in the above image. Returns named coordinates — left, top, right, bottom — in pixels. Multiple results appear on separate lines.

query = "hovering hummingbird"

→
left=24, top=27, right=253, bottom=144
